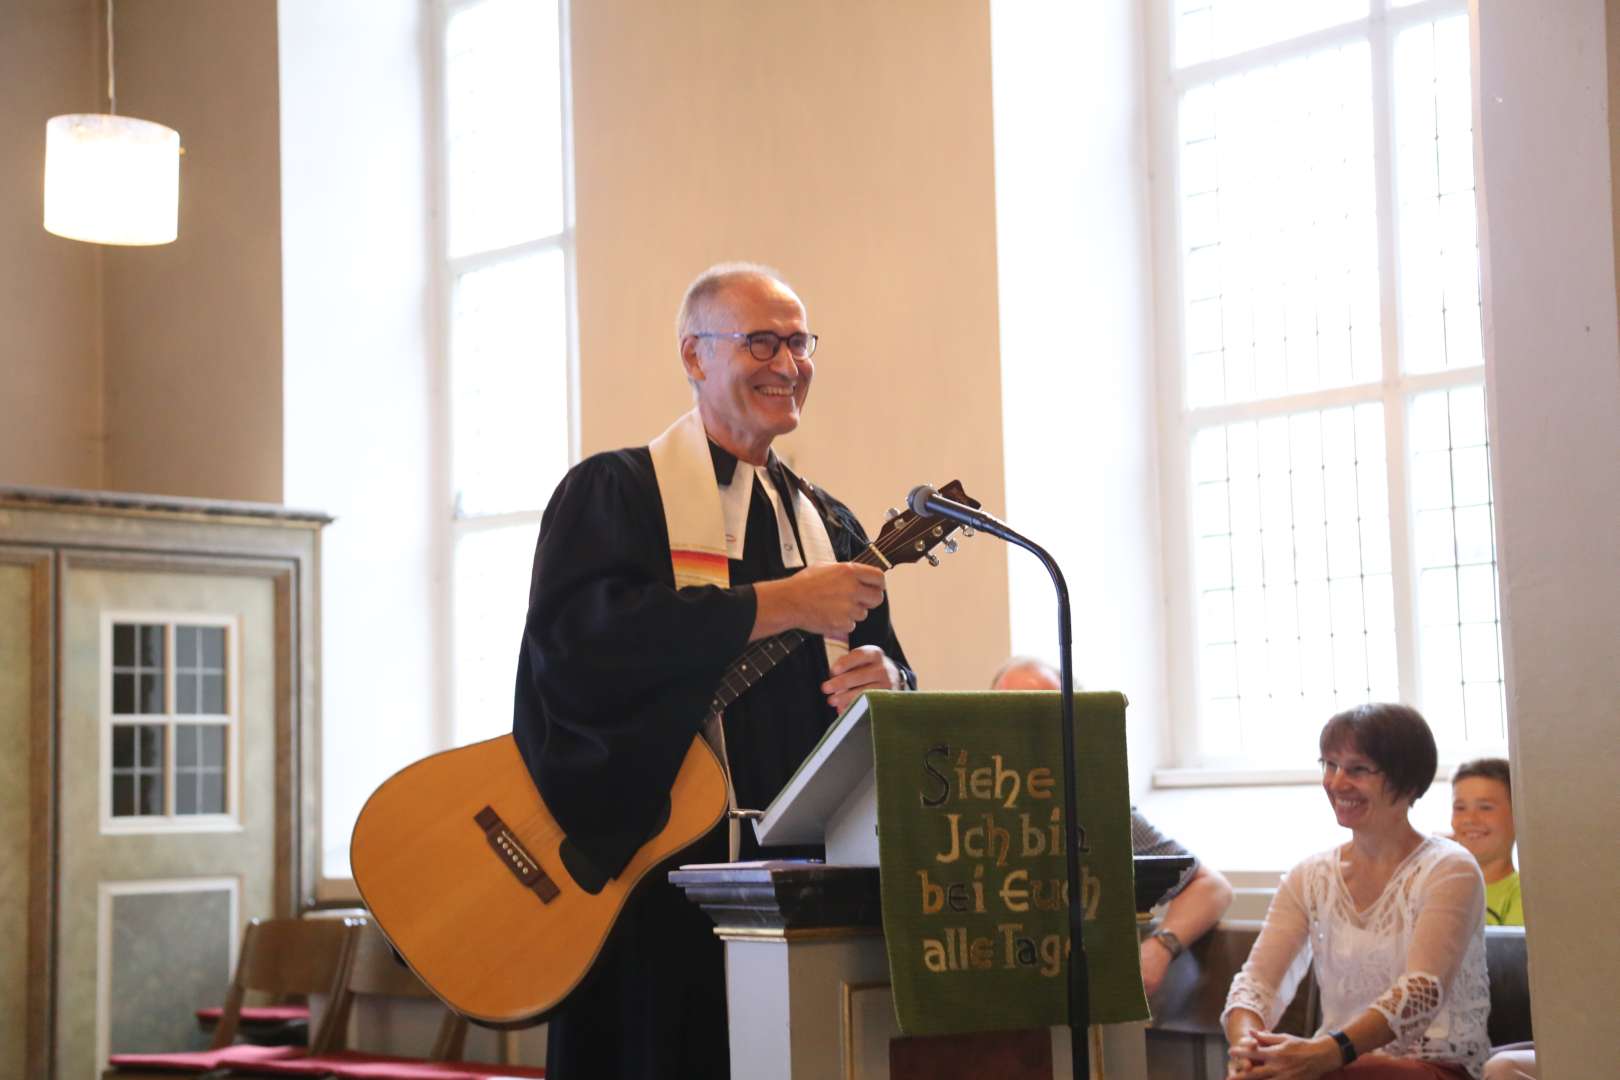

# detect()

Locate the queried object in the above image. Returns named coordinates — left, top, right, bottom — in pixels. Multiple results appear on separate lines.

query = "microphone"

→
left=906, top=484, right=1020, bottom=543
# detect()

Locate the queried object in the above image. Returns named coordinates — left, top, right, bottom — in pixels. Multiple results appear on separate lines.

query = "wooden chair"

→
left=103, top=915, right=364, bottom=1078
left=322, top=921, right=470, bottom=1062
left=228, top=920, right=547, bottom=1078
left=194, top=1002, right=310, bottom=1048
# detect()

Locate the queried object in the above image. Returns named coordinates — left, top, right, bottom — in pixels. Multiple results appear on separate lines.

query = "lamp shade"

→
left=44, top=113, right=180, bottom=245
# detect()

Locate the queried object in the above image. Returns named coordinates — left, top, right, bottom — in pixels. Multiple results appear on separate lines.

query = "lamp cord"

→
left=106, top=0, right=117, bottom=114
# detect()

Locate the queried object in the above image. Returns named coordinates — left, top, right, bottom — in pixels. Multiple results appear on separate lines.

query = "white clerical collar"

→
left=718, top=459, right=803, bottom=568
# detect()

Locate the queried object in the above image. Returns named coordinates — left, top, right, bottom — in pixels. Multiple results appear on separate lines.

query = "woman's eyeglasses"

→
left=1319, top=758, right=1380, bottom=780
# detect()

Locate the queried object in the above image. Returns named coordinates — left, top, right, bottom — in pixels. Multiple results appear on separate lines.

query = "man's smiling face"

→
left=684, top=275, right=813, bottom=464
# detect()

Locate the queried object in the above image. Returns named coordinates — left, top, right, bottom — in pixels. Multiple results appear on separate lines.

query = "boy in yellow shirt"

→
left=1451, top=757, right=1523, bottom=925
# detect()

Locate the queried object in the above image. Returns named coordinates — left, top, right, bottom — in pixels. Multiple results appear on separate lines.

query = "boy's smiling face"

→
left=1451, top=775, right=1515, bottom=868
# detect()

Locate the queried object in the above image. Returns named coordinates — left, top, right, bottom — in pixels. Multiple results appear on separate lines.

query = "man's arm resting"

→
left=1141, top=864, right=1234, bottom=995
left=1158, top=864, right=1235, bottom=949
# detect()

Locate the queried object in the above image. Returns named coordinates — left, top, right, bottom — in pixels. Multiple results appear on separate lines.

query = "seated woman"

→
left=1223, top=703, right=1491, bottom=1078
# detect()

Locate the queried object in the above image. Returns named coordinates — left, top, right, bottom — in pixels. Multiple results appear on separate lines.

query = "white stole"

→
left=647, top=408, right=846, bottom=665
left=647, top=408, right=847, bottom=853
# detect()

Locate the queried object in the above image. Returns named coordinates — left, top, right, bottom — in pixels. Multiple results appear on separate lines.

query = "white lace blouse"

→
left=1223, top=836, right=1492, bottom=1078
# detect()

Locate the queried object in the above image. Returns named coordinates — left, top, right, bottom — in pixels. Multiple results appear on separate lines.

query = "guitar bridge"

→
left=474, top=806, right=561, bottom=903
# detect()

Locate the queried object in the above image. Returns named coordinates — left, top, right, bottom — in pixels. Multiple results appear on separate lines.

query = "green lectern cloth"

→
left=868, top=690, right=1147, bottom=1035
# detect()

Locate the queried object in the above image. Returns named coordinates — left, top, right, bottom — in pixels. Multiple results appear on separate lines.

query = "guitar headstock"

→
left=872, top=480, right=980, bottom=569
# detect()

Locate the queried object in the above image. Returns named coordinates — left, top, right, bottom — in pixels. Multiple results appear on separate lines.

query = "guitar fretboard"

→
left=705, top=510, right=953, bottom=719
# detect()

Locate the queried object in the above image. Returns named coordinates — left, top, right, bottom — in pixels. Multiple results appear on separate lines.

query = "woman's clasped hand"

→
left=1228, top=1030, right=1345, bottom=1079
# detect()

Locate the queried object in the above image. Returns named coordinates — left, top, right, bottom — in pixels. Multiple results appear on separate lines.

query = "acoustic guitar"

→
left=350, top=481, right=978, bottom=1027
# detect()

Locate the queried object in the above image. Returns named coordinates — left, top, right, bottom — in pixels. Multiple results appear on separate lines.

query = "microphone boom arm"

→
left=905, top=484, right=1092, bottom=1078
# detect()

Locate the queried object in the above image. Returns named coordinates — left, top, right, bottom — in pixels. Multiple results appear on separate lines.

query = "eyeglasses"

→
left=692, top=330, right=818, bottom=362
left=1319, top=758, right=1381, bottom=780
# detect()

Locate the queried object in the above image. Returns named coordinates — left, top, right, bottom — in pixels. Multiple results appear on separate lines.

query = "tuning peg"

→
left=943, top=538, right=958, bottom=554
left=925, top=553, right=940, bottom=567
left=885, top=507, right=901, bottom=521
left=962, top=526, right=975, bottom=538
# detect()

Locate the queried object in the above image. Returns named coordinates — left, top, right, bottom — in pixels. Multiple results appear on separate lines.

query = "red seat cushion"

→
left=107, top=1044, right=304, bottom=1071
left=233, top=1052, right=546, bottom=1079
left=195, top=1004, right=311, bottom=1023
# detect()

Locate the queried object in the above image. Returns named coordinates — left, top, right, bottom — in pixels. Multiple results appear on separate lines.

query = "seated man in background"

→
left=1450, top=757, right=1523, bottom=925
left=990, top=656, right=1234, bottom=994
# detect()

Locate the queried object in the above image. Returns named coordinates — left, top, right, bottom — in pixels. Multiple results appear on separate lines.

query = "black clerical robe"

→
left=512, top=441, right=912, bottom=1080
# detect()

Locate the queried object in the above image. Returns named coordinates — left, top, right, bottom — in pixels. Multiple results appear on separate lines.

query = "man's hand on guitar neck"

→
left=750, top=562, right=886, bottom=640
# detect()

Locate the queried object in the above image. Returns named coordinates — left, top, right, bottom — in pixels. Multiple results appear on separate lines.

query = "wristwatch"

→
left=1149, top=928, right=1185, bottom=960
left=1329, top=1029, right=1357, bottom=1065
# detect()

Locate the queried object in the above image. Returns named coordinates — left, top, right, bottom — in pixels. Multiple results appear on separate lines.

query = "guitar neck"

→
left=708, top=543, right=889, bottom=715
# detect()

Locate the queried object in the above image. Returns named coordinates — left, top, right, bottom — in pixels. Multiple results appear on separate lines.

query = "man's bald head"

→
left=675, top=261, right=795, bottom=347
left=989, top=656, right=1063, bottom=691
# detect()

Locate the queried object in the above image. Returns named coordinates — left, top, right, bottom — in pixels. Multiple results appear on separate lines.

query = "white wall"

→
left=569, top=0, right=1011, bottom=692
left=2, top=0, right=282, bottom=500
left=278, top=0, right=442, bottom=880
left=989, top=0, right=1168, bottom=797
left=1, top=0, right=105, bottom=488
left=1475, top=0, right=1620, bottom=1069
left=102, top=0, right=283, bottom=503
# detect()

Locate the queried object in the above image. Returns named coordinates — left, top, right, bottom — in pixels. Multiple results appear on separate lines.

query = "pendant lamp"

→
left=43, top=0, right=181, bottom=246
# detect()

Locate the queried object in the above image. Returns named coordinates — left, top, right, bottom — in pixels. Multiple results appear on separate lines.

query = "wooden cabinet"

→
left=0, top=487, right=326, bottom=1080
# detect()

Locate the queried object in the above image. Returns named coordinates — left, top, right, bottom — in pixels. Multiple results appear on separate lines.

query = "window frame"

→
left=430, top=0, right=579, bottom=748
left=1147, top=0, right=1501, bottom=781
left=99, top=612, right=243, bottom=834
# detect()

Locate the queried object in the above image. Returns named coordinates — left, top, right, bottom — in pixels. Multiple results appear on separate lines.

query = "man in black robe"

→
left=513, top=263, right=914, bottom=1079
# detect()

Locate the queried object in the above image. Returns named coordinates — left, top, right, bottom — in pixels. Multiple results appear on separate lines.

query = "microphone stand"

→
left=908, top=492, right=1090, bottom=1079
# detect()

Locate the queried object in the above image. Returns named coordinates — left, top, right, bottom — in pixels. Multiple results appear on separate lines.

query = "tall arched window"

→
left=438, top=0, right=576, bottom=745
left=1154, top=0, right=1502, bottom=769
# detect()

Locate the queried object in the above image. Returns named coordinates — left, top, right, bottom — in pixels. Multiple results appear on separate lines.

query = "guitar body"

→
left=350, top=733, right=728, bottom=1027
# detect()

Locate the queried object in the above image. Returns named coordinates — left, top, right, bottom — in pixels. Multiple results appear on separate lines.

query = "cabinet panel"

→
left=0, top=559, right=43, bottom=1078
left=2, top=486, right=326, bottom=1080
left=57, top=566, right=278, bottom=1079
